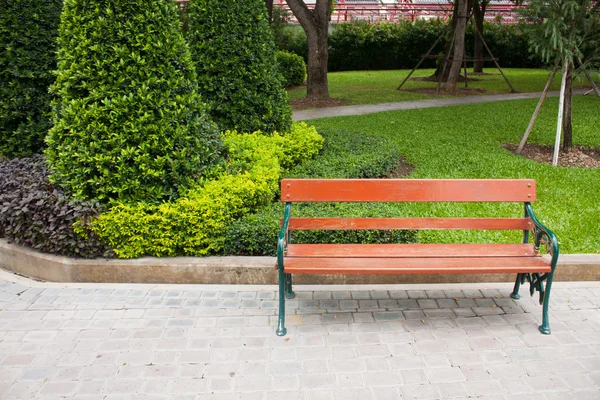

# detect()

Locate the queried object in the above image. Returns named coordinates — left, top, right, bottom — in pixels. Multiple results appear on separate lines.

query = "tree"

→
left=445, top=0, right=469, bottom=93
left=187, top=0, right=292, bottom=134
left=285, top=0, right=331, bottom=100
left=46, top=0, right=223, bottom=203
left=472, top=0, right=490, bottom=73
left=0, top=0, right=62, bottom=158
left=520, top=0, right=600, bottom=154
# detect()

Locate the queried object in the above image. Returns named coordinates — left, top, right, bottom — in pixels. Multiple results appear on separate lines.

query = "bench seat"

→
left=284, top=244, right=551, bottom=274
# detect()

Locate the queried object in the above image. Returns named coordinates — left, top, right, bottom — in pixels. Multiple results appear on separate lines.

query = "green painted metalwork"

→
left=511, top=202, right=559, bottom=335
left=285, top=273, right=295, bottom=299
left=276, top=202, right=292, bottom=336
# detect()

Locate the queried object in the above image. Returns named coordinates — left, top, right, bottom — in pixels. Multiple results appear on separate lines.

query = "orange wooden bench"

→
left=275, top=179, right=559, bottom=336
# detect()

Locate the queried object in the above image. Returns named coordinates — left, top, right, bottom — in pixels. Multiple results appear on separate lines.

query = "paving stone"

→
left=0, top=275, right=599, bottom=399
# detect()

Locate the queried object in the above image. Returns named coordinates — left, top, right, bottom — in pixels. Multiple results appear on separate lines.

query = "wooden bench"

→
left=276, top=179, right=559, bottom=336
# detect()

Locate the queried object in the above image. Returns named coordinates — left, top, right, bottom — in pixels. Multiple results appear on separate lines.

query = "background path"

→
left=293, top=89, right=592, bottom=121
left=1, top=269, right=599, bottom=399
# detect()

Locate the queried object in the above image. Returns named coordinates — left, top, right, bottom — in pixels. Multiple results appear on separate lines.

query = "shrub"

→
left=224, top=128, right=412, bottom=256
left=225, top=202, right=416, bottom=256
left=0, top=155, right=113, bottom=258
left=288, top=128, right=401, bottom=179
left=187, top=0, right=292, bottom=134
left=278, top=20, right=544, bottom=71
left=276, top=50, right=306, bottom=87
left=0, top=0, right=62, bottom=158
left=46, top=0, right=223, bottom=204
left=91, top=123, right=323, bottom=258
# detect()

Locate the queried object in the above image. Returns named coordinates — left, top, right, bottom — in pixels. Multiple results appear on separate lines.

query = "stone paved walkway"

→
left=1, top=270, right=599, bottom=400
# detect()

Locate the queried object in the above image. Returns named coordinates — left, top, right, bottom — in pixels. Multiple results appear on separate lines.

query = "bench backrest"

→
left=280, top=179, right=536, bottom=232
left=281, top=179, right=536, bottom=203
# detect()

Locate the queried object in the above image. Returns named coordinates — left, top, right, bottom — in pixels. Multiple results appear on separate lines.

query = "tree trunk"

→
left=305, top=27, right=329, bottom=99
left=446, top=0, right=468, bottom=93
left=286, top=0, right=330, bottom=100
left=473, top=1, right=486, bottom=73
left=265, top=0, right=273, bottom=22
left=433, top=5, right=458, bottom=79
left=562, top=61, right=573, bottom=152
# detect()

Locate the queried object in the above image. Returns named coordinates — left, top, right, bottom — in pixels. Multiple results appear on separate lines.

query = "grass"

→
left=304, top=95, right=600, bottom=254
left=287, top=68, right=596, bottom=106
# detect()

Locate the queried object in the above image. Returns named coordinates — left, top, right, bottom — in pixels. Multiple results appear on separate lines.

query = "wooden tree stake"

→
left=553, top=63, right=568, bottom=166
left=516, top=60, right=560, bottom=155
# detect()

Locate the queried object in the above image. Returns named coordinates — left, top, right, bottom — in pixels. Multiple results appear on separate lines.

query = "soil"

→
left=290, top=97, right=346, bottom=110
left=504, top=144, right=600, bottom=168
left=402, top=87, right=487, bottom=97
left=411, top=75, right=482, bottom=83
left=389, top=156, right=415, bottom=178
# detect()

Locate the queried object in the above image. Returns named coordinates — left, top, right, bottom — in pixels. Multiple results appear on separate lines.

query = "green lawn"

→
left=287, top=68, right=595, bottom=106
left=307, top=95, right=600, bottom=254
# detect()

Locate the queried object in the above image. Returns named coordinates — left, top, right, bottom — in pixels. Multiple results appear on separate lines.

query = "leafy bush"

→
left=0, top=155, right=113, bottom=258
left=279, top=20, right=544, bottom=71
left=46, top=0, right=223, bottom=204
left=276, top=51, right=306, bottom=87
left=187, top=0, right=292, bottom=134
left=0, top=0, right=62, bottom=158
left=288, top=128, right=401, bottom=179
left=224, top=128, right=413, bottom=256
left=91, top=123, right=323, bottom=258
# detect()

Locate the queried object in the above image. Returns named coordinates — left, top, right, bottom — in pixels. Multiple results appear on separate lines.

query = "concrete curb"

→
left=1, top=239, right=599, bottom=285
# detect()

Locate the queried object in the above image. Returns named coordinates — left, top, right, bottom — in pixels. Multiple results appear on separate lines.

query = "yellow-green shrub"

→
left=91, top=122, right=322, bottom=258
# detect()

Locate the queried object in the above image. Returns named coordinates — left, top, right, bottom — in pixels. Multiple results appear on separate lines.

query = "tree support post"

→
left=516, top=60, right=560, bottom=155
left=553, top=62, right=568, bottom=166
left=397, top=25, right=450, bottom=90
left=475, top=28, right=516, bottom=93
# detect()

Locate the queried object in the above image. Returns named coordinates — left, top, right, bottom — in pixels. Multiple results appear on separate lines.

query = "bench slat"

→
left=284, top=256, right=551, bottom=275
left=287, top=218, right=533, bottom=231
left=286, top=244, right=537, bottom=258
left=281, top=179, right=536, bottom=202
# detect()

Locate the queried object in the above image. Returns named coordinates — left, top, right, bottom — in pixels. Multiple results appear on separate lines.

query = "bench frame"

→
left=276, top=179, right=559, bottom=336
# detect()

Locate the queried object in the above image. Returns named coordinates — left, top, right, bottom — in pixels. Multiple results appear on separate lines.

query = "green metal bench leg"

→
left=285, top=273, right=295, bottom=299
left=276, top=267, right=287, bottom=336
left=510, top=273, right=522, bottom=300
left=539, top=270, right=554, bottom=335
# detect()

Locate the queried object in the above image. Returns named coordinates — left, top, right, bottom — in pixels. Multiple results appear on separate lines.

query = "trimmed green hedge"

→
left=91, top=122, right=323, bottom=258
left=0, top=0, right=62, bottom=158
left=187, top=0, right=292, bottom=134
left=224, top=128, right=416, bottom=256
left=279, top=20, right=544, bottom=71
left=46, top=0, right=223, bottom=204
left=276, top=50, right=306, bottom=87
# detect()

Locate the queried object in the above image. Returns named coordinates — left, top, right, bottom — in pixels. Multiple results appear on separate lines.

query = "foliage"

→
left=276, top=51, right=306, bottom=87
left=224, top=128, right=408, bottom=256
left=287, top=128, right=401, bottom=179
left=519, top=0, right=600, bottom=66
left=0, top=155, right=113, bottom=258
left=46, top=0, right=223, bottom=204
left=0, top=0, right=62, bottom=158
left=91, top=123, right=323, bottom=258
left=279, top=20, right=543, bottom=71
left=225, top=202, right=416, bottom=256
left=187, top=0, right=292, bottom=134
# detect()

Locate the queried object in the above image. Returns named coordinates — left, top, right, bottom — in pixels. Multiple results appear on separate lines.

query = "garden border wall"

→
left=1, top=239, right=599, bottom=284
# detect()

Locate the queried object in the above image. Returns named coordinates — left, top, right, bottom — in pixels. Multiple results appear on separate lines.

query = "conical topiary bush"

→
left=187, top=0, right=292, bottom=134
left=46, top=0, right=224, bottom=203
left=0, top=0, right=62, bottom=158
